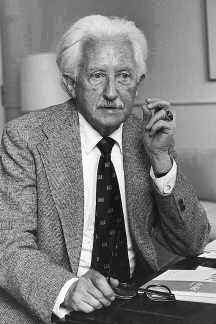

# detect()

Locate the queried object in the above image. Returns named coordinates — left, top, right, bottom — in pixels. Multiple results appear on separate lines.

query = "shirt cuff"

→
left=53, top=277, right=79, bottom=319
left=150, top=159, right=177, bottom=195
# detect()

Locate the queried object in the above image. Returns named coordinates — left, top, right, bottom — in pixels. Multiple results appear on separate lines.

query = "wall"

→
left=0, top=0, right=44, bottom=121
left=1, top=0, right=216, bottom=149
left=0, top=30, right=4, bottom=137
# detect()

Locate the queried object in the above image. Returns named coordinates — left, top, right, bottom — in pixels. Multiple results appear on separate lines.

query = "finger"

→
left=146, top=97, right=170, bottom=104
left=139, top=104, right=153, bottom=123
left=65, top=279, right=104, bottom=311
left=92, top=273, right=116, bottom=301
left=146, top=110, right=175, bottom=131
left=149, top=120, right=174, bottom=137
left=146, top=100, right=170, bottom=112
left=72, top=300, right=95, bottom=313
left=145, top=109, right=167, bottom=130
left=88, top=285, right=112, bottom=307
left=68, top=283, right=104, bottom=311
left=141, top=103, right=152, bottom=116
left=82, top=293, right=103, bottom=310
left=108, top=277, right=119, bottom=288
left=145, top=97, right=161, bottom=103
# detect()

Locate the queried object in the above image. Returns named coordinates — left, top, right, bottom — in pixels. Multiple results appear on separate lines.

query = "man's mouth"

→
left=98, top=105, right=123, bottom=110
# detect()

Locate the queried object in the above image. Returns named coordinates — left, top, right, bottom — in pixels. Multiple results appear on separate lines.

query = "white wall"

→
left=0, top=30, right=5, bottom=136
left=137, top=0, right=216, bottom=103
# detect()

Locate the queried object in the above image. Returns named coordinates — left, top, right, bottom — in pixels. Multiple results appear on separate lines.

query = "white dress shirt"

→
left=53, top=113, right=177, bottom=319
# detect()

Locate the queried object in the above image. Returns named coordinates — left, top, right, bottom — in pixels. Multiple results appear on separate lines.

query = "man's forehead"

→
left=81, top=35, right=135, bottom=67
left=83, top=35, right=131, bottom=47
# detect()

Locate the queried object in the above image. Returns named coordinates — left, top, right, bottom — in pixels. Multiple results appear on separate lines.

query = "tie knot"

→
left=97, top=137, right=115, bottom=156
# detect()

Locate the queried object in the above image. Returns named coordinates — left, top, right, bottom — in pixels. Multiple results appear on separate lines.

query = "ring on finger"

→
left=164, top=110, right=173, bottom=121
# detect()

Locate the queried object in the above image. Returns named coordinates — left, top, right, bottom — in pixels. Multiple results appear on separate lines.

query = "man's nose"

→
left=103, top=76, right=118, bottom=101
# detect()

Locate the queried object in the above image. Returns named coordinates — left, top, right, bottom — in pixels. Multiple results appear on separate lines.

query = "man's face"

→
left=74, top=37, right=140, bottom=136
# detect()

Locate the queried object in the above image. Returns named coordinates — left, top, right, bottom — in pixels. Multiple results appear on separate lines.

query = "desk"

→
left=54, top=258, right=216, bottom=324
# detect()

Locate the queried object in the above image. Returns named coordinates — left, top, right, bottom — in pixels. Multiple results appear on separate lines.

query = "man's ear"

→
left=135, top=74, right=146, bottom=97
left=62, top=75, right=77, bottom=98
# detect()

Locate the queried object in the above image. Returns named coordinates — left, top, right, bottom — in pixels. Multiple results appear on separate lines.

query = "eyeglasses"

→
left=113, top=282, right=175, bottom=302
left=137, top=284, right=176, bottom=302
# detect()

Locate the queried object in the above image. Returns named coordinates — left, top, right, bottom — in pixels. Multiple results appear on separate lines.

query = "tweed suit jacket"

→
left=0, top=100, right=210, bottom=324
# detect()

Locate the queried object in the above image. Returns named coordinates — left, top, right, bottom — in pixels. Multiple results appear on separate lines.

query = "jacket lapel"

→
left=36, top=104, right=84, bottom=274
left=122, top=115, right=158, bottom=270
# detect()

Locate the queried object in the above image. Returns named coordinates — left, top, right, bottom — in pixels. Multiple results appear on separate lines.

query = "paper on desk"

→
left=199, top=239, right=216, bottom=258
left=141, top=266, right=216, bottom=303
left=199, top=252, right=216, bottom=258
left=145, top=266, right=216, bottom=282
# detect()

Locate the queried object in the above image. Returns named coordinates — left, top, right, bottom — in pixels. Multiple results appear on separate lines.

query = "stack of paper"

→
left=199, top=240, right=216, bottom=258
left=141, top=266, right=216, bottom=303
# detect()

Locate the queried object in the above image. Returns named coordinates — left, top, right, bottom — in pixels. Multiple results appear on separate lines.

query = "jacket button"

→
left=178, top=198, right=186, bottom=211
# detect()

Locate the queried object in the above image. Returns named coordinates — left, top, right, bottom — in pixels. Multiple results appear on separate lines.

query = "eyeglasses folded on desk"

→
left=112, top=281, right=175, bottom=301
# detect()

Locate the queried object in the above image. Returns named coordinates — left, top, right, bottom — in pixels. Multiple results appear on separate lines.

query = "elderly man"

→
left=0, top=15, right=209, bottom=324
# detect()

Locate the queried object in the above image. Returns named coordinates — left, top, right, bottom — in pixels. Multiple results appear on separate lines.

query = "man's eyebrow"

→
left=86, top=67, right=106, bottom=72
left=87, top=66, right=134, bottom=71
left=117, top=67, right=134, bottom=71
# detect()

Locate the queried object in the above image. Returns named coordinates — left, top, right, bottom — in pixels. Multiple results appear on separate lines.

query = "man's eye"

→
left=117, top=71, right=132, bottom=84
left=89, top=72, right=106, bottom=82
left=122, top=72, right=130, bottom=78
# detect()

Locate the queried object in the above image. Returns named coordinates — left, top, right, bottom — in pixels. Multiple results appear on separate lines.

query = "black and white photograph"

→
left=0, top=1, right=216, bottom=323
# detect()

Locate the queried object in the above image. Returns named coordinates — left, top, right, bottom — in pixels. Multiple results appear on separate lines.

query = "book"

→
left=141, top=266, right=216, bottom=303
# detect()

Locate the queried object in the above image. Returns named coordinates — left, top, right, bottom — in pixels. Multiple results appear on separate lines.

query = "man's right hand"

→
left=63, top=269, right=119, bottom=313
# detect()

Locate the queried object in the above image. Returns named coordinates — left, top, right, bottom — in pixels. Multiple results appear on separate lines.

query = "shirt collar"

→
left=78, top=112, right=123, bottom=154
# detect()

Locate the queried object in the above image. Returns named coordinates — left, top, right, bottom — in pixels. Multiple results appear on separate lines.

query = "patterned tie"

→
left=91, top=137, right=130, bottom=282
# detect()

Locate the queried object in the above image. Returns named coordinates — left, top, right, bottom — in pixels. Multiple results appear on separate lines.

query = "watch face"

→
left=114, top=282, right=137, bottom=300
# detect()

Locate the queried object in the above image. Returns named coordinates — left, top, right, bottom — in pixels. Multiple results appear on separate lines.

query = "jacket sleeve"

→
left=0, top=125, right=73, bottom=324
left=150, top=148, right=210, bottom=269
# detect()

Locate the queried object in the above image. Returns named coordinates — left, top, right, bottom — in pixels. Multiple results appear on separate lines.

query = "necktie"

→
left=91, top=137, right=130, bottom=282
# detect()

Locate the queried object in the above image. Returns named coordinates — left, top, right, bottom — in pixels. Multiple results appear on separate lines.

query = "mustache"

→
left=97, top=98, right=124, bottom=109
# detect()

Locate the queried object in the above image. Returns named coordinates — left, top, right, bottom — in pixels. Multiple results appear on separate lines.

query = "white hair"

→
left=56, top=15, right=148, bottom=80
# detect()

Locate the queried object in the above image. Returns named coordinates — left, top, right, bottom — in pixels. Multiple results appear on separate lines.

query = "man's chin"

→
left=101, top=113, right=125, bottom=125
